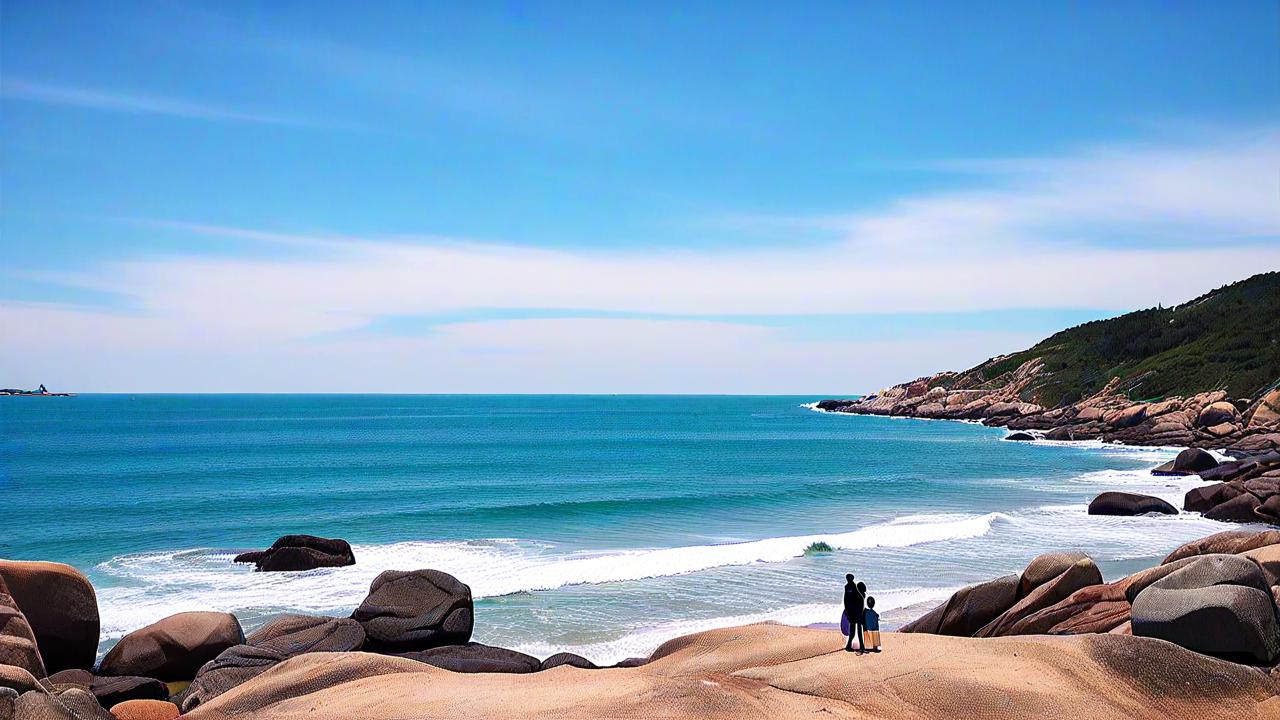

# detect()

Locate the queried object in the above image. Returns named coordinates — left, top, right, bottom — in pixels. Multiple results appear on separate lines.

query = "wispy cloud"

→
left=4, top=126, right=1279, bottom=391
left=1, top=78, right=340, bottom=129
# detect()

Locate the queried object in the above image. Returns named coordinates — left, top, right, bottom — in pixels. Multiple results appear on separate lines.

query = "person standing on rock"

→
left=843, top=574, right=866, bottom=652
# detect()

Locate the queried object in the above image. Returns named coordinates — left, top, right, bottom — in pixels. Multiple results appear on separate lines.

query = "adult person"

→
left=843, top=573, right=866, bottom=652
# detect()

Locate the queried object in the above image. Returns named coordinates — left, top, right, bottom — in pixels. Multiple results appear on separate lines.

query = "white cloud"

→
left=3, top=127, right=1278, bottom=391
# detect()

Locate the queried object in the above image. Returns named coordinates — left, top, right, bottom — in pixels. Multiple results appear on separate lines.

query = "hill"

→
left=935, top=272, right=1280, bottom=407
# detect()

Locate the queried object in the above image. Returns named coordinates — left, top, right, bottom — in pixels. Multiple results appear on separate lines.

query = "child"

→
left=863, top=596, right=881, bottom=652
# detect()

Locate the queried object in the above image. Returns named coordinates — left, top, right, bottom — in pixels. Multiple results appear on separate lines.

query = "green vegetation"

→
left=934, top=272, right=1280, bottom=408
left=804, top=541, right=835, bottom=555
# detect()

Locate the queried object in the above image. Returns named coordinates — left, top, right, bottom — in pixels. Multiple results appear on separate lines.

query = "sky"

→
left=2, top=1, right=1278, bottom=393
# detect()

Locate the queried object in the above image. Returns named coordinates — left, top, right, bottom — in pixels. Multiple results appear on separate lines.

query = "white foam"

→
left=502, top=585, right=961, bottom=666
left=94, top=513, right=1003, bottom=642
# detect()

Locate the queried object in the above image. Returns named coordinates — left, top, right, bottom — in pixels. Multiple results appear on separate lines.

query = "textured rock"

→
left=1087, top=492, right=1177, bottom=516
left=398, top=643, right=541, bottom=674
left=1018, top=550, right=1089, bottom=597
left=1005, top=583, right=1128, bottom=636
left=539, top=652, right=598, bottom=671
left=1241, top=543, right=1280, bottom=586
left=1004, top=431, right=1036, bottom=441
left=109, top=699, right=181, bottom=720
left=0, top=663, right=41, bottom=693
left=0, top=576, right=45, bottom=678
left=99, top=612, right=244, bottom=682
left=176, top=626, right=1280, bottom=720
left=352, top=570, right=473, bottom=652
left=16, top=686, right=113, bottom=719
left=897, top=575, right=1019, bottom=637
left=0, top=561, right=99, bottom=673
left=1165, top=529, right=1280, bottom=563
left=233, top=536, right=355, bottom=573
left=1257, top=495, right=1280, bottom=523
left=178, top=615, right=364, bottom=712
left=1198, top=401, right=1240, bottom=428
left=978, top=558, right=1103, bottom=637
left=1204, top=492, right=1263, bottom=522
left=42, top=672, right=171, bottom=709
left=1131, top=554, right=1280, bottom=664
left=1152, top=448, right=1219, bottom=476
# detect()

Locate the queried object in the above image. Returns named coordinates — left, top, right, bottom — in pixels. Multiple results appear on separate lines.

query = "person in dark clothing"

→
left=843, top=574, right=866, bottom=652
left=863, top=596, right=881, bottom=652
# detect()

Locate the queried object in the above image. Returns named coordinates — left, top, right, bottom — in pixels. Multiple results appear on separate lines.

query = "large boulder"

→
left=1018, top=550, right=1089, bottom=597
left=0, top=576, right=45, bottom=678
left=1164, top=529, right=1280, bottom=563
left=1248, top=388, right=1280, bottom=428
left=1006, top=583, right=1128, bottom=636
left=1131, top=554, right=1280, bottom=664
left=1256, top=495, right=1280, bottom=524
left=1151, top=448, right=1218, bottom=476
left=897, top=575, right=1019, bottom=637
left=1087, top=492, right=1177, bottom=516
left=978, top=557, right=1103, bottom=637
left=397, top=643, right=541, bottom=674
left=539, top=652, right=598, bottom=671
left=1197, top=402, right=1239, bottom=428
left=178, top=615, right=365, bottom=712
left=99, top=612, right=244, bottom=682
left=352, top=570, right=473, bottom=652
left=0, top=663, right=41, bottom=693
left=233, top=535, right=355, bottom=573
left=1183, top=482, right=1243, bottom=513
left=14, top=686, right=113, bottom=720
left=0, top=561, right=99, bottom=673
left=1203, top=492, right=1263, bottom=523
left=1240, top=543, right=1280, bottom=586
left=46, top=669, right=170, bottom=708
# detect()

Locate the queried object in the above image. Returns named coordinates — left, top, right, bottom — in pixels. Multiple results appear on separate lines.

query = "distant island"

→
left=0, top=384, right=75, bottom=397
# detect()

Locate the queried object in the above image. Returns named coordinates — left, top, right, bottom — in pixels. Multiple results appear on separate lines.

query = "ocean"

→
left=0, top=394, right=1236, bottom=664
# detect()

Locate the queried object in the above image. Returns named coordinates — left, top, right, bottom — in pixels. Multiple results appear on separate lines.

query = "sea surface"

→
left=0, top=394, right=1239, bottom=663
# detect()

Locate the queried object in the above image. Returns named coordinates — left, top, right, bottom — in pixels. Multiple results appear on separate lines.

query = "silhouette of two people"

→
left=843, top=573, right=866, bottom=652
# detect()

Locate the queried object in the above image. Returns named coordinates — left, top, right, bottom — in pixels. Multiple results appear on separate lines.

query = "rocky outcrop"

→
left=233, top=535, right=355, bottom=572
left=1087, top=491, right=1177, bottom=516
left=1181, top=451, right=1280, bottom=525
left=352, top=570, right=474, bottom=652
left=539, top=652, right=599, bottom=670
left=897, top=575, right=1019, bottom=636
left=46, top=669, right=171, bottom=709
left=175, top=626, right=1279, bottom=720
left=0, top=560, right=99, bottom=673
left=177, top=615, right=365, bottom=712
left=1131, top=554, right=1280, bottom=664
left=1153, top=448, right=1219, bottom=475
left=0, top=575, right=45, bottom=678
left=98, top=612, right=245, bottom=682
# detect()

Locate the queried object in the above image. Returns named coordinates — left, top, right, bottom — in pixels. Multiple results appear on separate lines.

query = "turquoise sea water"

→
left=0, top=395, right=1234, bottom=663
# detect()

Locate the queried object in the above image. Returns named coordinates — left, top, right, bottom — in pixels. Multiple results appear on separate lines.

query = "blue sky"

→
left=2, top=1, right=1278, bottom=392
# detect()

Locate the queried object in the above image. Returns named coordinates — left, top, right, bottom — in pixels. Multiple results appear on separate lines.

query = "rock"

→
left=1087, top=492, right=1177, bottom=516
left=1132, top=554, right=1280, bottom=664
left=1104, top=404, right=1148, bottom=429
left=897, top=575, right=1019, bottom=637
left=1018, top=550, right=1089, bottom=597
left=978, top=558, right=1103, bottom=637
left=1183, top=482, right=1241, bottom=513
left=1248, top=388, right=1280, bottom=428
left=244, top=615, right=365, bottom=655
left=352, top=570, right=473, bottom=652
left=178, top=615, right=363, bottom=712
left=1203, top=492, right=1263, bottom=523
left=0, top=576, right=45, bottom=678
left=611, top=657, right=649, bottom=668
left=109, top=699, right=180, bottom=720
left=1206, top=422, right=1239, bottom=437
left=1256, top=495, right=1280, bottom=523
left=99, top=612, right=244, bottom=682
left=539, top=652, right=598, bottom=671
left=233, top=535, right=355, bottom=572
left=1005, top=583, right=1128, bottom=636
left=1164, top=529, right=1280, bottom=563
left=1151, top=447, right=1218, bottom=476
left=16, top=686, right=114, bottom=719
left=1241, top=543, right=1280, bottom=586
left=95, top=677, right=169, bottom=709
left=0, top=663, right=41, bottom=694
left=0, top=561, right=100, bottom=673
left=174, top=627, right=1280, bottom=720
left=1197, top=401, right=1239, bottom=428
left=398, top=643, right=541, bottom=674
left=1004, top=432, right=1036, bottom=441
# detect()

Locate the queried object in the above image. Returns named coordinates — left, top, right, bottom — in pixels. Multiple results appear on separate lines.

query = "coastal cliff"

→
left=818, top=272, right=1280, bottom=456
